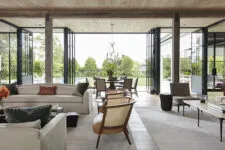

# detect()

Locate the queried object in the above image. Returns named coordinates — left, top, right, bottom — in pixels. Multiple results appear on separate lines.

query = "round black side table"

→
left=159, top=93, right=173, bottom=111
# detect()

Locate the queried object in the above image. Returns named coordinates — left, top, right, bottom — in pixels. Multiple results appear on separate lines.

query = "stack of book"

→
left=208, top=102, right=225, bottom=113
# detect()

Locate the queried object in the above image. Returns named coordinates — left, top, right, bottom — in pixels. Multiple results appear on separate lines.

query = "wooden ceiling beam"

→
left=0, top=8, right=224, bottom=18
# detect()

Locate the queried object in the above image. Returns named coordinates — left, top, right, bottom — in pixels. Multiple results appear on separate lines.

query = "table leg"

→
left=220, top=118, right=223, bottom=142
left=197, top=108, right=200, bottom=127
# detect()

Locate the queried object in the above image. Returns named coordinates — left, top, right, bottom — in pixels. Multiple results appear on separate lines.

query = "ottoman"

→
left=159, top=93, right=173, bottom=111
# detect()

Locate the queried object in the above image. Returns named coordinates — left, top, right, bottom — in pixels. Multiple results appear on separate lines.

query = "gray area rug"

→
left=67, top=105, right=137, bottom=150
left=135, top=106, right=225, bottom=150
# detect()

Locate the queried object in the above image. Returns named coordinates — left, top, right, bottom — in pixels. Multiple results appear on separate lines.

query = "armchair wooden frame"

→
left=95, top=101, right=135, bottom=148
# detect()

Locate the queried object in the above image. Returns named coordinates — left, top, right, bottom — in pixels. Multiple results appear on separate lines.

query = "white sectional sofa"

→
left=3, top=84, right=93, bottom=114
left=0, top=113, right=67, bottom=150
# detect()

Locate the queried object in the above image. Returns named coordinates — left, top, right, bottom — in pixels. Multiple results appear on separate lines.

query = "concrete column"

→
left=45, top=14, right=53, bottom=84
left=172, top=13, right=180, bottom=83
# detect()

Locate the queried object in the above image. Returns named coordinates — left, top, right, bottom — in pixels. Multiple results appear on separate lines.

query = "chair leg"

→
left=96, top=91, right=98, bottom=98
left=126, top=127, right=129, bottom=135
left=123, top=130, right=131, bottom=145
left=177, top=105, right=180, bottom=113
left=183, top=105, right=185, bottom=116
left=135, top=89, right=138, bottom=97
left=96, top=134, right=101, bottom=148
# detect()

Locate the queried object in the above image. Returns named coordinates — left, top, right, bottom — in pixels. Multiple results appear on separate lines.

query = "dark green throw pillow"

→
left=74, top=82, right=89, bottom=96
left=3, top=82, right=18, bottom=95
left=4, top=105, right=52, bottom=127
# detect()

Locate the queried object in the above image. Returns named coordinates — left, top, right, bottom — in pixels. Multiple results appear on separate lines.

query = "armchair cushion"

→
left=170, top=83, right=190, bottom=96
left=92, top=113, right=123, bottom=134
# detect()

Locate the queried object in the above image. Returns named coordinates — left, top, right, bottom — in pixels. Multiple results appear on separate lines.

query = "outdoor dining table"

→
left=106, top=80, right=124, bottom=89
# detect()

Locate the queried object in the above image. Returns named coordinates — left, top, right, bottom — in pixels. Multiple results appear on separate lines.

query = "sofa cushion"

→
left=5, top=95, right=83, bottom=103
left=0, top=119, right=41, bottom=129
left=4, top=105, right=52, bottom=127
left=74, top=82, right=89, bottom=96
left=56, top=85, right=76, bottom=95
left=39, top=86, right=57, bottom=95
left=17, top=85, right=39, bottom=95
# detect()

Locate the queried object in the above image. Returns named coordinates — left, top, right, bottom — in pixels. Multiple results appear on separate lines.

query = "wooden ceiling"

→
left=0, top=0, right=225, bottom=32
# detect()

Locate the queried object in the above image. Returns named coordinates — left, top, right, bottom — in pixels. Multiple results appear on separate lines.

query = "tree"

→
left=163, top=57, right=171, bottom=79
left=53, top=35, right=64, bottom=77
left=120, top=56, right=133, bottom=76
left=180, top=58, right=191, bottom=75
left=84, top=57, right=97, bottom=77
left=33, top=60, right=45, bottom=77
left=132, top=61, right=141, bottom=77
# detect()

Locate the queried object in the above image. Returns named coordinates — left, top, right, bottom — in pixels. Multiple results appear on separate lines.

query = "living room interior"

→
left=1, top=0, right=225, bottom=150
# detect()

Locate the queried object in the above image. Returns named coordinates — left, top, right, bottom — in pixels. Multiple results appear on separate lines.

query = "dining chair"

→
left=96, top=79, right=106, bottom=98
left=93, top=99, right=135, bottom=148
left=123, top=78, right=133, bottom=97
left=132, top=77, right=139, bottom=97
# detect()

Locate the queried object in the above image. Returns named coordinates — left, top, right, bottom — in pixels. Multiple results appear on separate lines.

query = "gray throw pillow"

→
left=74, top=82, right=89, bottom=97
left=4, top=105, right=52, bottom=127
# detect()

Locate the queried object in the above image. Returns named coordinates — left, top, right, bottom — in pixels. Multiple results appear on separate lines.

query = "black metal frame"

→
left=17, top=28, right=22, bottom=85
left=64, top=27, right=69, bottom=83
left=202, top=28, right=208, bottom=95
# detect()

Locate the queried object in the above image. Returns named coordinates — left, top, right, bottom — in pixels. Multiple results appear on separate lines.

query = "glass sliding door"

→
left=0, top=33, right=17, bottom=84
left=207, top=32, right=225, bottom=90
left=191, top=31, right=203, bottom=93
left=160, top=33, right=172, bottom=93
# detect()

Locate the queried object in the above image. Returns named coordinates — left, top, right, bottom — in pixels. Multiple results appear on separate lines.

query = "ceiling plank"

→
left=0, top=8, right=225, bottom=18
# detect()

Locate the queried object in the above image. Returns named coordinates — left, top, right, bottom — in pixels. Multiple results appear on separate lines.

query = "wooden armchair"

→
left=93, top=99, right=135, bottom=148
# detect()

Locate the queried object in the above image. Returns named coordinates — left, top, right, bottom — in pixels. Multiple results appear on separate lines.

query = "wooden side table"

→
left=0, top=106, right=7, bottom=123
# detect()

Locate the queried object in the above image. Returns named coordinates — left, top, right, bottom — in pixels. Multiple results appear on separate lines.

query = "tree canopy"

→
left=84, top=57, right=97, bottom=77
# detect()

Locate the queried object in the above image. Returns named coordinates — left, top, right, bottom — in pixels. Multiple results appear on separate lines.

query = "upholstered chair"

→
left=170, top=83, right=200, bottom=116
left=131, top=77, right=139, bottom=97
left=93, top=99, right=135, bottom=148
left=123, top=79, right=133, bottom=97
left=96, top=79, right=106, bottom=98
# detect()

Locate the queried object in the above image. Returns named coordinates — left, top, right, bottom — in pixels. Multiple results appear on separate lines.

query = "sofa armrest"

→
left=83, top=89, right=93, bottom=113
left=40, top=113, right=67, bottom=150
left=0, top=127, right=40, bottom=150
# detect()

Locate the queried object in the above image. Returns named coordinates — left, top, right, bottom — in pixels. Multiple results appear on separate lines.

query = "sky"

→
left=75, top=34, right=147, bottom=67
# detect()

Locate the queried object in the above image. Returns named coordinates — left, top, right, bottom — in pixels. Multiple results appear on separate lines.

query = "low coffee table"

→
left=0, top=106, right=15, bottom=123
left=51, top=104, right=64, bottom=117
left=184, top=100, right=225, bottom=142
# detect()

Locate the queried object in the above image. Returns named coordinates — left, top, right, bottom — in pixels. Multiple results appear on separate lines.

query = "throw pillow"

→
left=74, top=82, right=89, bottom=97
left=39, top=86, right=57, bottom=95
left=4, top=105, right=52, bottom=127
left=0, top=119, right=41, bottom=129
left=3, top=82, right=18, bottom=95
